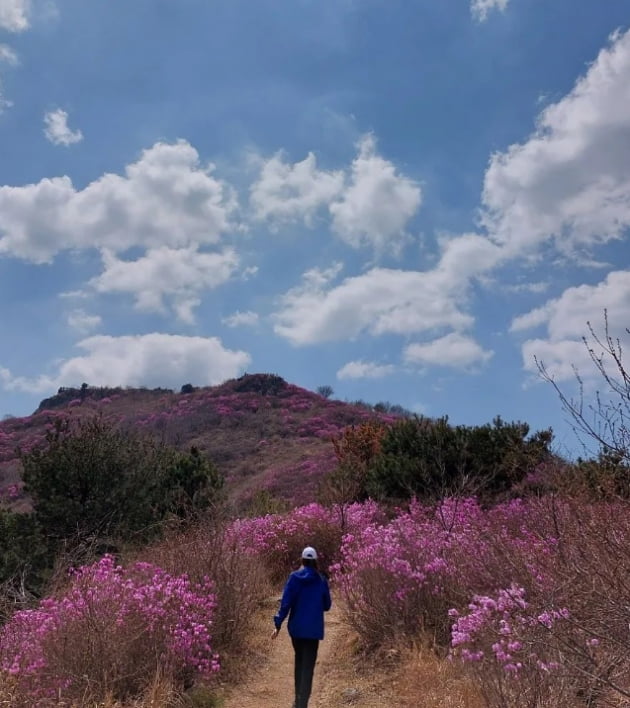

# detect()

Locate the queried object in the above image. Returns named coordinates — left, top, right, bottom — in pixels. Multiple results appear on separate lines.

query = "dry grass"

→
left=0, top=672, right=222, bottom=707
left=392, top=646, right=484, bottom=708
left=311, top=625, right=484, bottom=708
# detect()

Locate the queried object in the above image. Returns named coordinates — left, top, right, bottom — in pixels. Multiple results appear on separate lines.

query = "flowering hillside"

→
left=0, top=374, right=397, bottom=510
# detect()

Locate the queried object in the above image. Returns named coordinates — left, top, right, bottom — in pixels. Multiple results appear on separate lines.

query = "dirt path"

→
left=217, top=594, right=484, bottom=708
left=221, top=602, right=346, bottom=708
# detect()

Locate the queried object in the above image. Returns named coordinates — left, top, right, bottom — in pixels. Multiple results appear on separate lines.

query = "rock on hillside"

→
left=0, top=374, right=397, bottom=510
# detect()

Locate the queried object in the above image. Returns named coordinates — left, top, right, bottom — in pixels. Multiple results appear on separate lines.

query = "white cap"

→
left=302, top=546, right=318, bottom=560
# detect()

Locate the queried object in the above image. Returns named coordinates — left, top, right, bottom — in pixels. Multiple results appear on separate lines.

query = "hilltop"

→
left=0, top=374, right=400, bottom=510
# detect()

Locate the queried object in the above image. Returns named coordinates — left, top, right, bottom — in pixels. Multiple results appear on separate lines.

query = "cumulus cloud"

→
left=250, top=135, right=421, bottom=252
left=0, top=140, right=237, bottom=263
left=437, top=232, right=504, bottom=281
left=0, top=0, right=30, bottom=32
left=44, top=109, right=83, bottom=146
left=471, top=0, right=509, bottom=22
left=330, top=134, right=422, bottom=252
left=67, top=309, right=102, bottom=334
left=89, top=246, right=239, bottom=324
left=0, top=333, right=251, bottom=393
left=513, top=271, right=630, bottom=381
left=510, top=303, right=552, bottom=333
left=250, top=151, right=343, bottom=225
left=274, top=264, right=473, bottom=346
left=482, top=28, right=630, bottom=257
left=404, top=332, right=494, bottom=369
left=273, top=229, right=501, bottom=347
left=222, top=310, right=259, bottom=328
left=336, top=360, right=395, bottom=380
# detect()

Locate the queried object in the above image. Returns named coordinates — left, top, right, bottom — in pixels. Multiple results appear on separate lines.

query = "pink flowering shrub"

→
left=449, top=500, right=630, bottom=706
left=332, top=498, right=472, bottom=647
left=0, top=555, right=219, bottom=703
left=449, top=585, right=578, bottom=705
left=332, top=496, right=630, bottom=705
left=229, top=501, right=385, bottom=582
left=140, top=520, right=270, bottom=666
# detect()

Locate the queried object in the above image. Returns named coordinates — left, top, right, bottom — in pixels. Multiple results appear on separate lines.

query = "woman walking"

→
left=272, top=546, right=332, bottom=708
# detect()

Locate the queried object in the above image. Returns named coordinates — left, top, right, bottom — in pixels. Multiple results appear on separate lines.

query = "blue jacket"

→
left=274, top=566, right=332, bottom=640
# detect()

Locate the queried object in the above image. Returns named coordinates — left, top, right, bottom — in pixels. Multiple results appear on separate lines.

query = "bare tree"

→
left=536, top=310, right=630, bottom=462
left=316, top=385, right=334, bottom=399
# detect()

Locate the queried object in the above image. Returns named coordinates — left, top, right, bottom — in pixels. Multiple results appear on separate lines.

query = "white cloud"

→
left=250, top=135, right=421, bottom=253
left=336, top=360, right=395, bottom=380
left=0, top=43, right=18, bottom=111
left=43, top=109, right=83, bottom=146
left=520, top=338, right=594, bottom=384
left=274, top=264, right=473, bottom=346
left=173, top=298, right=201, bottom=325
left=0, top=0, right=30, bottom=32
left=404, top=332, right=494, bottom=369
left=250, top=151, right=343, bottom=225
left=222, top=310, right=259, bottom=328
left=504, top=281, right=549, bottom=295
left=273, top=230, right=501, bottom=348
left=302, top=262, right=343, bottom=288
left=330, top=134, right=422, bottom=252
left=437, top=232, right=504, bottom=281
left=515, top=270, right=630, bottom=380
left=241, top=265, right=259, bottom=280
left=58, top=289, right=90, bottom=300
left=0, top=44, right=18, bottom=65
left=67, top=309, right=102, bottom=334
left=0, top=333, right=251, bottom=393
left=0, top=140, right=237, bottom=263
left=482, top=29, right=630, bottom=257
left=90, top=246, right=239, bottom=324
left=510, top=303, right=552, bottom=333
left=471, top=0, right=509, bottom=23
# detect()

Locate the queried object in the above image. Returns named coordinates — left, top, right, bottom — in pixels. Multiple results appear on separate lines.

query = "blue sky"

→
left=1, top=0, right=630, bottom=458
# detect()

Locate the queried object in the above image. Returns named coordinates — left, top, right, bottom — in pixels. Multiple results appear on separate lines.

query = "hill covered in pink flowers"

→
left=0, top=374, right=398, bottom=510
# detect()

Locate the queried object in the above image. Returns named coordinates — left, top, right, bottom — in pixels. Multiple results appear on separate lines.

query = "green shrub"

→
left=366, top=416, right=553, bottom=502
left=0, top=509, right=48, bottom=607
left=20, top=417, right=224, bottom=551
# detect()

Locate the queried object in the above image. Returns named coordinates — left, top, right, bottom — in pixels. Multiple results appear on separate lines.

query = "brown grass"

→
left=308, top=621, right=484, bottom=707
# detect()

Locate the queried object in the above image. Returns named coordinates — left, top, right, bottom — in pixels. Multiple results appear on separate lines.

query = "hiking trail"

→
left=219, top=599, right=394, bottom=708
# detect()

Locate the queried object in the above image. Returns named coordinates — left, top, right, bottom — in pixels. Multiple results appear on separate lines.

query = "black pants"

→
left=291, top=637, right=319, bottom=708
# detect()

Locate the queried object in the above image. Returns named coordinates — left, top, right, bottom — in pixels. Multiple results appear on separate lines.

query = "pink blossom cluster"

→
left=0, top=483, right=22, bottom=502
left=229, top=501, right=384, bottom=578
left=0, top=555, right=219, bottom=700
left=332, top=498, right=496, bottom=606
left=449, top=585, right=571, bottom=674
left=330, top=499, right=478, bottom=637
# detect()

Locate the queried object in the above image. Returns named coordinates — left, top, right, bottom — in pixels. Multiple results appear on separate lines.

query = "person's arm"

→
left=274, top=573, right=298, bottom=630
left=323, top=577, right=332, bottom=612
